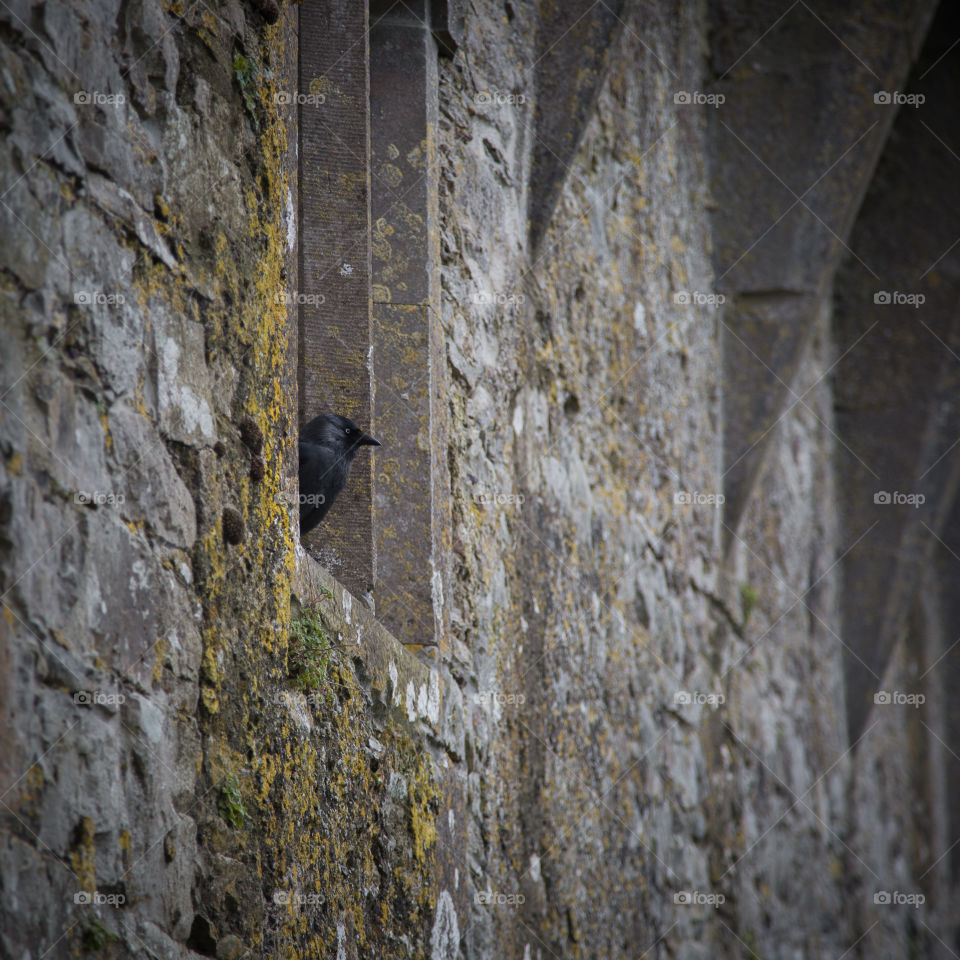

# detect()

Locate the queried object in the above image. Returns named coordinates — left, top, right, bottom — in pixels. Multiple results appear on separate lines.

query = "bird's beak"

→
left=360, top=433, right=382, bottom=447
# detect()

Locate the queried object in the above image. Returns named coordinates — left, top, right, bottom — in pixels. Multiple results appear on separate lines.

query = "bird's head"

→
left=302, top=412, right=382, bottom=453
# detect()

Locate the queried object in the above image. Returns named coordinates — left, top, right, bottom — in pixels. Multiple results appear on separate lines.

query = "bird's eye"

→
left=345, top=427, right=352, bottom=435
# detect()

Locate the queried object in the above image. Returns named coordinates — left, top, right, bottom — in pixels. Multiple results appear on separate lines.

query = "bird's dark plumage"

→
left=298, top=413, right=381, bottom=535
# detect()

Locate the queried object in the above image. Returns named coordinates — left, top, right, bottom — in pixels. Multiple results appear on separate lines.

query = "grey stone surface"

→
left=2, top=0, right=959, bottom=958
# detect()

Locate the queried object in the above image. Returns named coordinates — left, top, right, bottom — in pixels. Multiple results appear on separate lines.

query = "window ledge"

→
left=294, top=548, right=444, bottom=736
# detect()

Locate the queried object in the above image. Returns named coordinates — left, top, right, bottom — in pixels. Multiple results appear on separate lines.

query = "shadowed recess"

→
left=528, top=0, right=627, bottom=251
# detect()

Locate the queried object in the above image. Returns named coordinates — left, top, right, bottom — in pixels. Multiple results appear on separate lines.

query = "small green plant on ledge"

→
left=741, top=929, right=764, bottom=960
left=218, top=773, right=248, bottom=829
left=289, top=607, right=332, bottom=693
left=233, top=50, right=259, bottom=130
left=81, top=915, right=118, bottom=952
left=739, top=583, right=759, bottom=628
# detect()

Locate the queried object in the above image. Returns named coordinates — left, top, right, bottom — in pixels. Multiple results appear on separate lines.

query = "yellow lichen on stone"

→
left=408, top=756, right=440, bottom=868
left=70, top=816, right=97, bottom=893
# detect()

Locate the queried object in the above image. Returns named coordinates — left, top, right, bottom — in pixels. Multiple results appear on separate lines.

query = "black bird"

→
left=298, top=413, right=381, bottom=535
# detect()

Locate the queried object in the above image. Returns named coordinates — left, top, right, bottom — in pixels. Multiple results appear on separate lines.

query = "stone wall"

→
left=0, top=1, right=455, bottom=956
left=437, top=2, right=727, bottom=954
left=2, top=1, right=958, bottom=959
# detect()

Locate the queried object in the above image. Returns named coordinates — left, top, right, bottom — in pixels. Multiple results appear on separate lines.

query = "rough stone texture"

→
left=436, top=2, right=725, bottom=954
left=0, top=2, right=451, bottom=958
left=2, top=1, right=959, bottom=959
left=435, top=0, right=958, bottom=957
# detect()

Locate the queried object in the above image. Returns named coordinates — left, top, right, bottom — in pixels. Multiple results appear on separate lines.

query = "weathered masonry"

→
left=1, top=1, right=959, bottom=958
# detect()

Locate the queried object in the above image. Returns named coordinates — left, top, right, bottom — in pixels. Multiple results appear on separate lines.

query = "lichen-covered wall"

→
left=435, top=2, right=952, bottom=958
left=437, top=2, right=729, bottom=954
left=1, top=1, right=956, bottom=959
left=0, top=2, right=452, bottom=957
